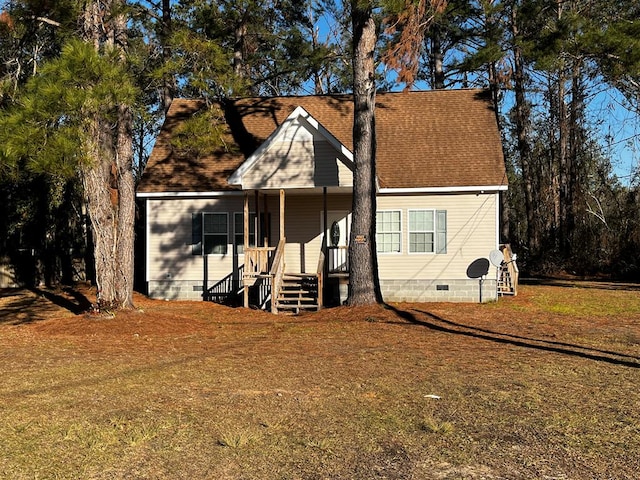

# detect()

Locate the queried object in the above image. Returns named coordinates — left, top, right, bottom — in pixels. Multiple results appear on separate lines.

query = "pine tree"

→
left=347, top=0, right=382, bottom=305
left=0, top=34, right=138, bottom=309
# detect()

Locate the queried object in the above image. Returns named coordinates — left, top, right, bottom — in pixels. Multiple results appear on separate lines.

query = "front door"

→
left=322, top=211, right=351, bottom=273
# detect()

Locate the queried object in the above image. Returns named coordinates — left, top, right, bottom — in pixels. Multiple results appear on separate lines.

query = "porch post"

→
left=279, top=189, right=285, bottom=240
left=263, top=194, right=269, bottom=247
left=254, top=190, right=260, bottom=247
left=323, top=187, right=328, bottom=250
left=243, top=192, right=249, bottom=308
left=323, top=186, right=329, bottom=266
left=244, top=192, right=249, bottom=252
left=323, top=186, right=328, bottom=304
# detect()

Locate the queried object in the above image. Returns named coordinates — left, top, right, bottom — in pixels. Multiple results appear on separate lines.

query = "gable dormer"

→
left=228, top=106, right=354, bottom=190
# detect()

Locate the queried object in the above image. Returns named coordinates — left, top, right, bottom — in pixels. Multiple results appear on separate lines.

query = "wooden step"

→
left=282, top=276, right=310, bottom=281
left=281, top=283, right=311, bottom=290
left=277, top=303, right=320, bottom=313
left=274, top=271, right=320, bottom=314
left=278, top=295, right=317, bottom=304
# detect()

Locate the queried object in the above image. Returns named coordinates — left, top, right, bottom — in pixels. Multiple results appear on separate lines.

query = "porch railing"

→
left=245, top=245, right=276, bottom=276
left=327, top=246, right=349, bottom=274
left=270, top=238, right=286, bottom=314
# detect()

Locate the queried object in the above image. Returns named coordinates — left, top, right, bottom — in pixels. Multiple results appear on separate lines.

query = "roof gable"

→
left=228, top=106, right=354, bottom=190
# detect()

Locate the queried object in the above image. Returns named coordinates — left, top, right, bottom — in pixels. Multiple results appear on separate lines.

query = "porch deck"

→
left=233, top=241, right=348, bottom=314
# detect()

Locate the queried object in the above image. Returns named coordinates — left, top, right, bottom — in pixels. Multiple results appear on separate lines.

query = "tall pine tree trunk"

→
left=510, top=4, right=538, bottom=256
left=161, top=0, right=175, bottom=113
left=564, top=58, right=585, bottom=257
left=113, top=10, right=136, bottom=309
left=80, top=0, right=135, bottom=310
left=115, top=103, right=136, bottom=308
left=81, top=124, right=117, bottom=306
left=347, top=1, right=382, bottom=306
left=557, top=70, right=569, bottom=253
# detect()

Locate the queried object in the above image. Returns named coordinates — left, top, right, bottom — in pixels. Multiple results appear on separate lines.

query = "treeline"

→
left=1, top=0, right=639, bottom=291
left=393, top=0, right=640, bottom=276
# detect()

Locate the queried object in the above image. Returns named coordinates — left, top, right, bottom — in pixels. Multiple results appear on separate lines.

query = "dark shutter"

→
left=436, top=210, right=447, bottom=254
left=191, top=213, right=202, bottom=255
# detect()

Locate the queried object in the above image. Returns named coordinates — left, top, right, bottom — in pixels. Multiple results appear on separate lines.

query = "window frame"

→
left=407, top=209, right=447, bottom=255
left=375, top=209, right=402, bottom=254
left=408, top=209, right=436, bottom=254
left=202, top=212, right=229, bottom=255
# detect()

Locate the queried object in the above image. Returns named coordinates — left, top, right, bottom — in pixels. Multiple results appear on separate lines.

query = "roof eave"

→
left=136, top=190, right=244, bottom=198
left=378, top=185, right=508, bottom=194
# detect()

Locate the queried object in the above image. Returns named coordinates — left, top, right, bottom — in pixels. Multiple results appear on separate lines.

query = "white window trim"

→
left=376, top=209, right=402, bottom=254
left=203, top=212, right=229, bottom=256
left=407, top=209, right=436, bottom=255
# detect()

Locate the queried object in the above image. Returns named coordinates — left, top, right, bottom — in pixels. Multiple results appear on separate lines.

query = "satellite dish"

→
left=466, top=258, right=490, bottom=279
left=489, top=249, right=504, bottom=267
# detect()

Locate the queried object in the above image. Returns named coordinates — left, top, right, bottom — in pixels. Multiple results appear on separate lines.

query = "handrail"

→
left=500, top=244, right=519, bottom=296
left=270, top=238, right=286, bottom=314
left=316, top=250, right=325, bottom=309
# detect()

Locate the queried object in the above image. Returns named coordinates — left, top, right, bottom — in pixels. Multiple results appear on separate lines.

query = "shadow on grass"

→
left=386, top=304, right=640, bottom=369
left=520, top=277, right=640, bottom=291
left=31, top=287, right=92, bottom=314
left=0, top=287, right=91, bottom=325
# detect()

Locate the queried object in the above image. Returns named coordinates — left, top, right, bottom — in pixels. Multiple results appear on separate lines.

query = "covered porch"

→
left=239, top=187, right=351, bottom=314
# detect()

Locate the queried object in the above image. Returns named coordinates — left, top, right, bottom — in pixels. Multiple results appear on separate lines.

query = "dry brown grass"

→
left=1, top=281, right=639, bottom=479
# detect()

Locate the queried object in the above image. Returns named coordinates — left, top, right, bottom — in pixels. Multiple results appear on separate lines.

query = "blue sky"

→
left=590, top=88, right=639, bottom=185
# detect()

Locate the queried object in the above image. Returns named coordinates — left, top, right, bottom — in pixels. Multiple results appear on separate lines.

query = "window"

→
left=408, top=209, right=447, bottom=254
left=203, top=213, right=228, bottom=254
left=409, top=210, right=434, bottom=253
left=234, top=212, right=256, bottom=254
left=376, top=210, right=401, bottom=253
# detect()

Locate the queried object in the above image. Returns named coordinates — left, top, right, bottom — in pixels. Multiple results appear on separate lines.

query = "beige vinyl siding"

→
left=376, top=192, right=498, bottom=281
left=148, top=193, right=353, bottom=281
left=245, top=140, right=316, bottom=188
left=147, top=197, right=244, bottom=282
left=242, top=118, right=352, bottom=190
left=315, top=141, right=353, bottom=187
left=146, top=191, right=498, bottom=291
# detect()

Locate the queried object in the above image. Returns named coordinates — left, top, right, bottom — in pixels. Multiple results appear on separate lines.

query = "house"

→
left=136, top=89, right=508, bottom=312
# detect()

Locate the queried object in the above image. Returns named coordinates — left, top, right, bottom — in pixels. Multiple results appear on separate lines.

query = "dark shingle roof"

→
left=137, top=89, right=506, bottom=193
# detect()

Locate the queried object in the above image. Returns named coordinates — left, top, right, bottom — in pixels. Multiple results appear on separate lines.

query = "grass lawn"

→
left=1, top=281, right=639, bottom=479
